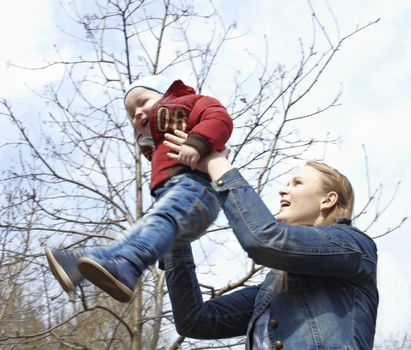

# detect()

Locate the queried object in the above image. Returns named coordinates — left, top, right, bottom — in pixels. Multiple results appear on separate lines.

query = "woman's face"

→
left=275, top=165, right=328, bottom=226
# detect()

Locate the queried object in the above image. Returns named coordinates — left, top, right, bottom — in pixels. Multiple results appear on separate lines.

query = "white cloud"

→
left=0, top=0, right=58, bottom=98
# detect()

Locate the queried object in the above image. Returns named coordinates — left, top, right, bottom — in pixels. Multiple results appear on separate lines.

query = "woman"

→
left=162, top=130, right=378, bottom=349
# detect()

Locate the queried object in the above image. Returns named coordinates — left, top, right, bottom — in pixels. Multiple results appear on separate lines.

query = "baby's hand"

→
left=179, top=144, right=200, bottom=170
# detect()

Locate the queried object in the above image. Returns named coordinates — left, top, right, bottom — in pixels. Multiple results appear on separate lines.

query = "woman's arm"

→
left=212, top=167, right=377, bottom=278
left=162, top=243, right=257, bottom=339
left=164, top=131, right=377, bottom=279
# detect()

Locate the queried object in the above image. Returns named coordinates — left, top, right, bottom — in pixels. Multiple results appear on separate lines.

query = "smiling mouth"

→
left=280, top=200, right=290, bottom=208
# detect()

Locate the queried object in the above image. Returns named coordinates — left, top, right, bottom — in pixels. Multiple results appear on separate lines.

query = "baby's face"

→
left=124, top=87, right=162, bottom=136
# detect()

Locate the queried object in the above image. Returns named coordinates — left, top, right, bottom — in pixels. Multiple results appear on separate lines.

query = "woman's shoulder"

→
left=316, top=223, right=377, bottom=259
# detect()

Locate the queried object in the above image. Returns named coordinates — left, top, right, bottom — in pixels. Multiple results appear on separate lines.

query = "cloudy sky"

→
left=1, top=0, right=410, bottom=345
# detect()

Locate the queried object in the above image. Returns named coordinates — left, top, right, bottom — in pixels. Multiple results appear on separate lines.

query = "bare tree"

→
left=0, top=1, right=403, bottom=349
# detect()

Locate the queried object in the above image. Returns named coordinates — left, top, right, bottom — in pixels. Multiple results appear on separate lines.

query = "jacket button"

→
left=269, top=319, right=278, bottom=329
left=274, top=340, right=283, bottom=349
left=216, top=179, right=225, bottom=187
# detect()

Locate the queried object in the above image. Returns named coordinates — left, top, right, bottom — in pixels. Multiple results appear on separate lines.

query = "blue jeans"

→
left=93, top=172, right=220, bottom=272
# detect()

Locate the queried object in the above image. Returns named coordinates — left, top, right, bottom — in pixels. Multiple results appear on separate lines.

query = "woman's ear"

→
left=320, top=191, right=339, bottom=211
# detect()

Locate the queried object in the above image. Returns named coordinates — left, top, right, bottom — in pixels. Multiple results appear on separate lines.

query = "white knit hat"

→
left=124, top=74, right=172, bottom=100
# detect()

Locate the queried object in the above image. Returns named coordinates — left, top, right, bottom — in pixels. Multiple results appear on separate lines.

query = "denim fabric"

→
left=96, top=172, right=220, bottom=272
left=164, top=168, right=378, bottom=350
left=252, top=309, right=271, bottom=349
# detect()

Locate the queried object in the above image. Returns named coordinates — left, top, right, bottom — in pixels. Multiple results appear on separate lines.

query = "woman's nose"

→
left=279, top=187, right=288, bottom=196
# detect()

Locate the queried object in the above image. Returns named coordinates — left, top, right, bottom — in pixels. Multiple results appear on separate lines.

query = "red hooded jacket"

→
left=140, top=80, right=233, bottom=192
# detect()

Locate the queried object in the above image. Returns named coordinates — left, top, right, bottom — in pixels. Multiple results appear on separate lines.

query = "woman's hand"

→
left=164, top=129, right=187, bottom=154
left=164, top=130, right=205, bottom=171
left=164, top=130, right=234, bottom=181
left=179, top=144, right=200, bottom=170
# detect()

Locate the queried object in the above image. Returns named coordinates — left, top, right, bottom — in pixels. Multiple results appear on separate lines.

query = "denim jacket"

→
left=163, top=168, right=378, bottom=349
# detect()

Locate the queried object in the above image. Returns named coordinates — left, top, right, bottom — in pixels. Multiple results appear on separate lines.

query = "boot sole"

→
left=78, top=257, right=133, bottom=303
left=45, top=246, right=75, bottom=292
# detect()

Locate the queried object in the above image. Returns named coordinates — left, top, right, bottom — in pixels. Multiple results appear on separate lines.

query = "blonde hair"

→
left=306, top=161, right=354, bottom=225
